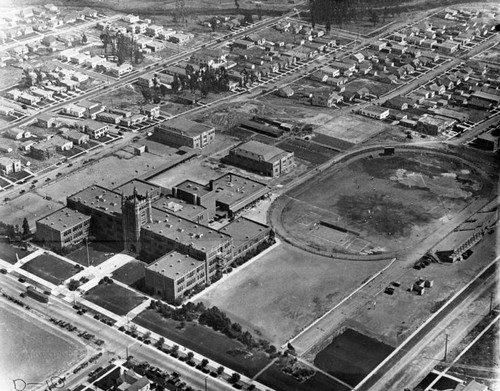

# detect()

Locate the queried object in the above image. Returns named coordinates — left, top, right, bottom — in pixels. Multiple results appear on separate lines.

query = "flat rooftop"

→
left=144, top=208, right=231, bottom=253
left=146, top=250, right=203, bottom=280
left=220, top=217, right=269, bottom=247
left=211, top=173, right=269, bottom=208
left=113, top=179, right=161, bottom=198
left=152, top=196, right=207, bottom=220
left=158, top=117, right=214, bottom=137
left=37, top=207, right=91, bottom=231
left=173, top=180, right=212, bottom=196
left=68, top=185, right=122, bottom=216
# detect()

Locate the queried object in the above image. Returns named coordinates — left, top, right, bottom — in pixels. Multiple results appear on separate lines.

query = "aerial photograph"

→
left=0, top=0, right=498, bottom=390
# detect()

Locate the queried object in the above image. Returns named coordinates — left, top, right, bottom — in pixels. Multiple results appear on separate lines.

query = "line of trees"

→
left=0, top=218, right=30, bottom=241
left=309, top=0, right=405, bottom=29
left=174, top=63, right=231, bottom=96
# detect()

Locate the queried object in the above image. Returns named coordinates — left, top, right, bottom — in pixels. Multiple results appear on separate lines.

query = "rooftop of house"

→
left=33, top=135, right=71, bottom=149
left=146, top=250, right=203, bottom=280
left=37, top=206, right=91, bottom=231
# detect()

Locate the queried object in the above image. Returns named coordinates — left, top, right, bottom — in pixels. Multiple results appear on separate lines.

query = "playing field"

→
left=279, top=150, right=494, bottom=256
left=197, top=243, right=390, bottom=346
left=315, top=114, right=390, bottom=144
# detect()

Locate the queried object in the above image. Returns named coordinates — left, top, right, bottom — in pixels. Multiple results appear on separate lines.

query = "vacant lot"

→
left=37, top=152, right=166, bottom=202
left=21, top=254, right=78, bottom=285
left=344, top=78, right=395, bottom=97
left=197, top=243, right=389, bottom=346
left=0, top=192, right=63, bottom=229
left=66, top=241, right=118, bottom=267
left=93, top=84, right=145, bottom=113
left=85, top=283, right=146, bottom=316
left=280, top=151, right=493, bottom=255
left=315, top=114, right=390, bottom=144
left=135, top=310, right=270, bottom=378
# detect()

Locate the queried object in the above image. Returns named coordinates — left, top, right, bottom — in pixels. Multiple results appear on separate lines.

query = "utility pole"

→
left=86, top=238, right=90, bottom=267
left=444, top=334, right=449, bottom=362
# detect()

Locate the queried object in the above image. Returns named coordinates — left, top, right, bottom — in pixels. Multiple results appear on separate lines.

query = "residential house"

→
left=31, top=135, right=73, bottom=160
left=64, top=103, right=86, bottom=118
left=0, top=157, right=21, bottom=175
left=416, top=116, right=447, bottom=136
left=96, top=111, right=123, bottom=125
left=64, top=130, right=89, bottom=145
left=277, top=86, right=294, bottom=98
left=140, top=104, right=161, bottom=118
left=6, top=127, right=29, bottom=140
left=359, top=105, right=390, bottom=120
left=36, top=112, right=57, bottom=128
left=75, top=119, right=109, bottom=139
left=311, top=90, right=343, bottom=107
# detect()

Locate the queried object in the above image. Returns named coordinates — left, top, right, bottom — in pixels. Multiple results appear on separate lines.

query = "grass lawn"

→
left=257, top=363, right=351, bottom=391
left=0, top=241, right=33, bottom=264
left=21, top=254, right=78, bottom=285
left=197, top=243, right=389, bottom=346
left=85, top=283, right=146, bottom=316
left=66, top=242, right=118, bottom=267
left=314, top=328, right=393, bottom=387
left=112, top=259, right=146, bottom=287
left=134, top=310, right=270, bottom=378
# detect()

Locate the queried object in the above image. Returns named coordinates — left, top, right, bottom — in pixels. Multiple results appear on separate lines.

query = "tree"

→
left=68, top=279, right=80, bottom=291
left=187, top=351, right=194, bottom=361
left=143, top=331, right=151, bottom=341
left=231, top=373, right=241, bottom=383
left=369, top=10, right=380, bottom=26
left=171, top=344, right=179, bottom=353
left=201, top=358, right=209, bottom=367
left=22, top=218, right=30, bottom=238
left=141, top=87, right=152, bottom=103
left=156, top=337, right=165, bottom=348
left=217, top=366, right=224, bottom=376
left=81, top=33, right=87, bottom=45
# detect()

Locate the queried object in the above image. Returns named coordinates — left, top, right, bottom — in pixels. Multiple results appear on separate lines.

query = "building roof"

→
left=68, top=185, right=123, bottom=216
left=152, top=196, right=207, bottom=221
left=220, top=217, right=269, bottom=248
left=37, top=207, right=91, bottom=231
left=113, top=179, right=161, bottom=198
left=158, top=117, right=214, bottom=138
left=146, top=250, right=203, bottom=280
left=65, top=129, right=88, bottom=140
left=33, top=135, right=71, bottom=149
left=143, top=208, right=232, bottom=253
left=211, top=173, right=269, bottom=210
left=174, top=180, right=212, bottom=196
left=232, top=140, right=290, bottom=163
left=361, top=105, right=389, bottom=115
left=418, top=116, right=446, bottom=126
